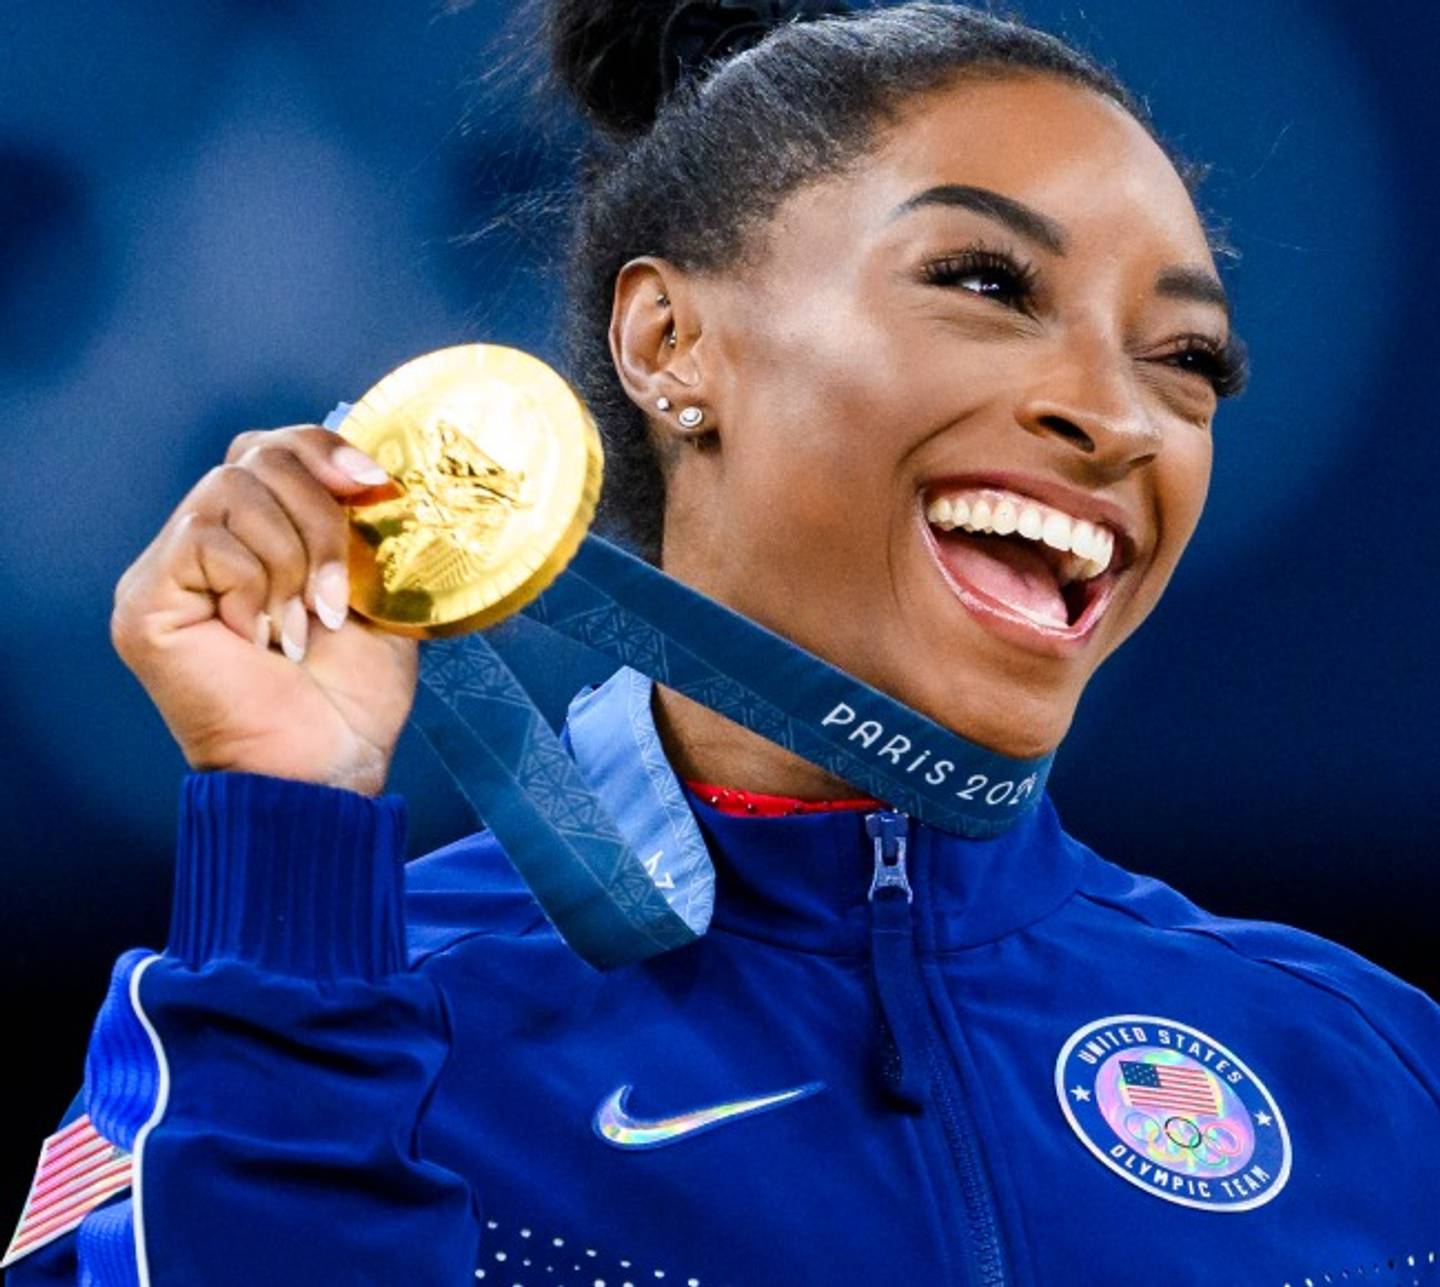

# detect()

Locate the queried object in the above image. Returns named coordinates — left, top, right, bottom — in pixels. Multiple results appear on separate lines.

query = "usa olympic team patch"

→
left=1055, top=1014, right=1290, bottom=1212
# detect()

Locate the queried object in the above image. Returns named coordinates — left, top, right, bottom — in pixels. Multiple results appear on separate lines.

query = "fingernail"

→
left=281, top=597, right=308, bottom=663
left=331, top=445, right=390, bottom=486
left=313, top=562, right=349, bottom=632
left=253, top=612, right=271, bottom=650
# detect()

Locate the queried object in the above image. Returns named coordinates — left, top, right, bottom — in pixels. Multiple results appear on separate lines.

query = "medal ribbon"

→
left=324, top=403, right=1053, bottom=969
left=526, top=535, right=1051, bottom=831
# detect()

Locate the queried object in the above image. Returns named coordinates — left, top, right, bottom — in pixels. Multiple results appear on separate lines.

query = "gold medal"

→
left=336, top=344, right=603, bottom=637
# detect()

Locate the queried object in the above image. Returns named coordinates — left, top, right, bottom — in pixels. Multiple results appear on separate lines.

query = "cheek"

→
left=727, top=258, right=935, bottom=440
left=1159, top=429, right=1214, bottom=557
left=723, top=328, right=902, bottom=526
left=1087, top=431, right=1212, bottom=665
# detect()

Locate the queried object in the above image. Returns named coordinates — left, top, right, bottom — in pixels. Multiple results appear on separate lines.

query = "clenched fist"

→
left=111, top=426, right=419, bottom=796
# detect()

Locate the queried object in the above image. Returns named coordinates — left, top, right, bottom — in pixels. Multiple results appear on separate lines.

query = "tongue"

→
left=934, top=531, right=1069, bottom=627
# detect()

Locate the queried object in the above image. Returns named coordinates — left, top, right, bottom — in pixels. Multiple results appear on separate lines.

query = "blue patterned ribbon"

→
left=523, top=537, right=1052, bottom=832
left=413, top=638, right=700, bottom=969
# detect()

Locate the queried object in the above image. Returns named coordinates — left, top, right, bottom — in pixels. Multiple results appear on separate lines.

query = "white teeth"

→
left=1041, top=511, right=1071, bottom=551
left=1078, top=530, right=1115, bottom=579
left=1095, top=528, right=1115, bottom=572
left=926, top=487, right=1120, bottom=580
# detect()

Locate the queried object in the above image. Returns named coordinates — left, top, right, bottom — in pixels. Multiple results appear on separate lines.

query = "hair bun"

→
left=543, top=0, right=851, bottom=137
left=542, top=0, right=684, bottom=138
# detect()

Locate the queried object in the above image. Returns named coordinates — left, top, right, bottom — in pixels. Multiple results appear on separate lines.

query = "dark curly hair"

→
left=525, top=0, right=1242, bottom=561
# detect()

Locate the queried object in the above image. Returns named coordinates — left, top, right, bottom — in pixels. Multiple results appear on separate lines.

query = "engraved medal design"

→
left=336, top=344, right=602, bottom=636
left=1055, top=1014, right=1290, bottom=1212
left=377, top=416, right=525, bottom=596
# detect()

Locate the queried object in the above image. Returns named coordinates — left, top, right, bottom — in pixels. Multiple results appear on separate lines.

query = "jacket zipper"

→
left=865, top=811, right=1009, bottom=1287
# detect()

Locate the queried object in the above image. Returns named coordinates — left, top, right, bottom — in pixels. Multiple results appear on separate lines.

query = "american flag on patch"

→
left=1, top=1115, right=132, bottom=1268
left=1119, top=1060, right=1221, bottom=1118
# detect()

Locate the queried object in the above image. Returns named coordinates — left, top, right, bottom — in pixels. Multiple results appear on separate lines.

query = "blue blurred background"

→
left=3, top=0, right=1436, bottom=1216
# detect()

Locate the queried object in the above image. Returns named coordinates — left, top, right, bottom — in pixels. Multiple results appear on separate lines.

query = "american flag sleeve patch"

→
left=1, top=1114, right=133, bottom=1268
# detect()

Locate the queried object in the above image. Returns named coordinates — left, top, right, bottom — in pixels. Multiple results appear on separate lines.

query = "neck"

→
left=652, top=684, right=862, bottom=801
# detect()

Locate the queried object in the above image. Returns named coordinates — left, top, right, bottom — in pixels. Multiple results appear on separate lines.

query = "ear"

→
left=609, top=256, right=718, bottom=452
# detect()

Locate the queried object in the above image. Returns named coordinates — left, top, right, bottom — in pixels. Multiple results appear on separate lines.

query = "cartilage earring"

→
left=666, top=330, right=678, bottom=348
left=656, top=292, right=670, bottom=306
left=678, top=406, right=705, bottom=429
left=656, top=397, right=672, bottom=411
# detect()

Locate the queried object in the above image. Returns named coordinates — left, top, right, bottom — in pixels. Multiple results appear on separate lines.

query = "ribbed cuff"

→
left=168, top=772, right=409, bottom=981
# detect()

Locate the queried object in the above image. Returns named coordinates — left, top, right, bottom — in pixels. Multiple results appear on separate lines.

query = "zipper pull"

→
left=866, top=812, right=912, bottom=902
left=865, top=812, right=928, bottom=1111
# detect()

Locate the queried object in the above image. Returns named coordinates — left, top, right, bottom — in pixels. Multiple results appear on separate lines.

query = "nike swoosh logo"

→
left=593, top=1081, right=826, bottom=1150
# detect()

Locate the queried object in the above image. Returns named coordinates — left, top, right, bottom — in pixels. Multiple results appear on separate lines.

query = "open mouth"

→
left=919, top=484, right=1132, bottom=650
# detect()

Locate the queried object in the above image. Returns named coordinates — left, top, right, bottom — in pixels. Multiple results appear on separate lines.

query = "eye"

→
left=919, top=245, right=1039, bottom=311
left=1158, top=333, right=1248, bottom=400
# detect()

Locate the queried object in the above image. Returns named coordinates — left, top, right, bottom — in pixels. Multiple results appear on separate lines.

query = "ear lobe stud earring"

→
left=678, top=406, right=705, bottom=429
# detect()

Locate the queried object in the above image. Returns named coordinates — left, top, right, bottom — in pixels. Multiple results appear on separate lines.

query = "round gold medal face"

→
left=337, top=344, right=603, bottom=637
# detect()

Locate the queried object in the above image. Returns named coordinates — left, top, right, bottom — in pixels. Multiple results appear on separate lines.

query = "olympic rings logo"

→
left=1123, top=1110, right=1247, bottom=1169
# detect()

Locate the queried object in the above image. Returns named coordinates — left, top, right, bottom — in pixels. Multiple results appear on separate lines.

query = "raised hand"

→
left=111, top=426, right=419, bottom=796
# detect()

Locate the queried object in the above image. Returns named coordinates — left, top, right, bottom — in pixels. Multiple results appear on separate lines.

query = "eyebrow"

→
left=888, top=184, right=1068, bottom=255
left=1153, top=265, right=1232, bottom=323
left=887, top=183, right=1232, bottom=322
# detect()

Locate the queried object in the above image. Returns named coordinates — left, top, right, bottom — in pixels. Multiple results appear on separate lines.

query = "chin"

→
left=959, top=692, right=1073, bottom=760
left=886, top=659, right=1079, bottom=761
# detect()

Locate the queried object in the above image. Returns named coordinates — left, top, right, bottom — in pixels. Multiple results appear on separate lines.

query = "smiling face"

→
left=620, top=73, right=1236, bottom=763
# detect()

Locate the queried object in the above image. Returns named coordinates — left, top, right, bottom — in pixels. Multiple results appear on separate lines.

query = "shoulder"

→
left=1064, top=834, right=1440, bottom=1094
left=403, top=829, right=552, bottom=968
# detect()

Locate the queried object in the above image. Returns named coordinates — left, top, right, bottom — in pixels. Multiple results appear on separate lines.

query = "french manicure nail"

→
left=253, top=612, right=271, bottom=650
left=281, top=597, right=308, bottom=663
left=331, top=445, right=390, bottom=486
left=313, top=562, right=349, bottom=631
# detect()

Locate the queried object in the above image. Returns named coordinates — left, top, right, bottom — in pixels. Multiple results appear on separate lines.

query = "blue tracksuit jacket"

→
left=8, top=667, right=1439, bottom=1286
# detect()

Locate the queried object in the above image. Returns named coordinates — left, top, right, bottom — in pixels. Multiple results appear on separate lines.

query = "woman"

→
left=8, top=2, right=1437, bottom=1284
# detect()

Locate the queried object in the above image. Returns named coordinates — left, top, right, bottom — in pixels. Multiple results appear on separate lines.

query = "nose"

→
left=1012, top=338, right=1161, bottom=474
